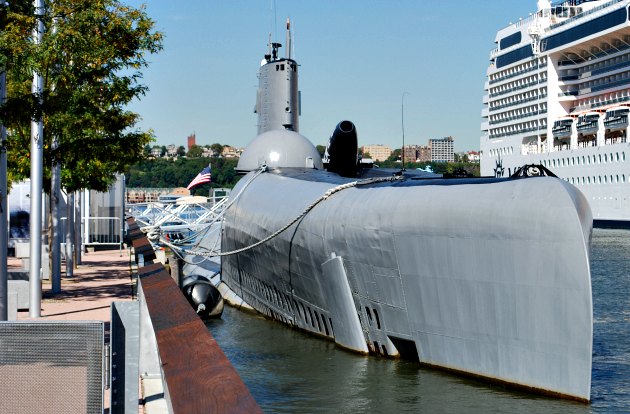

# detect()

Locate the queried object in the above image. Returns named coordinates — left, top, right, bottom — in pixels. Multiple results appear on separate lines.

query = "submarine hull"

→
left=221, top=168, right=593, bottom=401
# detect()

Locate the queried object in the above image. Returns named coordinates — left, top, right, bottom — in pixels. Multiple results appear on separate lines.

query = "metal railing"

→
left=61, top=216, right=123, bottom=253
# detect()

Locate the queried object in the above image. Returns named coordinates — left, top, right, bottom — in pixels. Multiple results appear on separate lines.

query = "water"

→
left=206, top=229, right=630, bottom=413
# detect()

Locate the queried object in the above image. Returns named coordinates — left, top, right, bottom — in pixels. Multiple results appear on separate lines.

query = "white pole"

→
left=29, top=0, right=44, bottom=317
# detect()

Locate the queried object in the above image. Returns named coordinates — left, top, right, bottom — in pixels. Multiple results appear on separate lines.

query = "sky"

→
left=124, top=1, right=538, bottom=152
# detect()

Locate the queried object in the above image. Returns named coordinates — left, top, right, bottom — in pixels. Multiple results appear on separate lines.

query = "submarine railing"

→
left=118, top=217, right=261, bottom=413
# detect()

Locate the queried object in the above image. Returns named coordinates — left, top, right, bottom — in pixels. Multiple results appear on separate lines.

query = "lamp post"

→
left=0, top=53, right=7, bottom=321
left=401, top=92, right=409, bottom=170
left=29, top=0, right=44, bottom=317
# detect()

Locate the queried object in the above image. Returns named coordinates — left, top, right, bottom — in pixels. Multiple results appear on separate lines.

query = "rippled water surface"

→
left=206, top=229, right=630, bottom=413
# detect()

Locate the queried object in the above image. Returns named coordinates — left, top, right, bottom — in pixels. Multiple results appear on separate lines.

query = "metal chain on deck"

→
left=179, top=174, right=403, bottom=258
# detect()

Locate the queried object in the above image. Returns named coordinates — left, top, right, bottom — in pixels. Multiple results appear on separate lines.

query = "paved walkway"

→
left=12, top=247, right=137, bottom=413
left=16, top=248, right=135, bottom=325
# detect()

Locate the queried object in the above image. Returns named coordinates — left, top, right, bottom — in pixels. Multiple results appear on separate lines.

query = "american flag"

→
left=186, top=165, right=212, bottom=190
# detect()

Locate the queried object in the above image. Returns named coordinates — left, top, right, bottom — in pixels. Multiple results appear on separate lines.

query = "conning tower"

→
left=255, top=18, right=300, bottom=135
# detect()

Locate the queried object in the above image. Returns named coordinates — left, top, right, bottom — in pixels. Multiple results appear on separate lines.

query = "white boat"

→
left=480, top=0, right=630, bottom=227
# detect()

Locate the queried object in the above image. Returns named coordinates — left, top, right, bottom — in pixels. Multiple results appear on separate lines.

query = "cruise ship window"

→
left=623, top=175, right=626, bottom=183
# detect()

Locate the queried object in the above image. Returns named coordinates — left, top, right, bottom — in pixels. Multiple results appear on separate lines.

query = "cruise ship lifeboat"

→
left=551, top=116, right=573, bottom=139
left=576, top=111, right=600, bottom=136
left=604, top=106, right=630, bottom=132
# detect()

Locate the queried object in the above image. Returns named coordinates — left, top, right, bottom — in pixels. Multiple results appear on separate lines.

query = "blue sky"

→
left=125, top=1, right=537, bottom=152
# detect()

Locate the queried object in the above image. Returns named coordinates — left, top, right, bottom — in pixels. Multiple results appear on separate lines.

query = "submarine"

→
left=191, top=20, right=593, bottom=402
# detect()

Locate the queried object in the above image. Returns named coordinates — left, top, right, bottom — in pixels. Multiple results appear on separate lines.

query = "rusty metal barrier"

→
left=127, top=216, right=260, bottom=414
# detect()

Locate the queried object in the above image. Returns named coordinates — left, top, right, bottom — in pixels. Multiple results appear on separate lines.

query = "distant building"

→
left=221, top=146, right=241, bottom=158
left=467, top=151, right=480, bottom=163
left=429, top=137, right=454, bottom=162
left=417, top=146, right=431, bottom=162
left=167, top=144, right=178, bottom=158
left=361, top=144, right=392, bottom=162
left=150, top=146, right=162, bottom=158
left=402, top=145, right=418, bottom=163
left=187, top=133, right=196, bottom=150
left=202, top=147, right=213, bottom=158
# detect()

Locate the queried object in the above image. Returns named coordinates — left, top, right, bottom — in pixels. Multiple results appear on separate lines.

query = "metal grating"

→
left=0, top=321, right=104, bottom=414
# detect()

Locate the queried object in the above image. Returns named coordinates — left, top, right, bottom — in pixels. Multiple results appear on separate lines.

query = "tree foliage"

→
left=126, top=157, right=241, bottom=190
left=0, top=0, right=163, bottom=192
left=187, top=144, right=203, bottom=158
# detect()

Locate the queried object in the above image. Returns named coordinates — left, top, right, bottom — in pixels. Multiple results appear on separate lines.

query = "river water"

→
left=206, top=229, right=630, bottom=413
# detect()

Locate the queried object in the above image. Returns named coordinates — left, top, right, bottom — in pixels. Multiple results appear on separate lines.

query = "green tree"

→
left=177, top=145, right=186, bottom=157
left=187, top=144, right=203, bottom=158
left=0, top=0, right=163, bottom=192
left=210, top=143, right=224, bottom=157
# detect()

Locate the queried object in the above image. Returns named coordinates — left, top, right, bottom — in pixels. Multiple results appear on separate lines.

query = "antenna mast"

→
left=286, top=18, right=292, bottom=60
left=401, top=92, right=409, bottom=170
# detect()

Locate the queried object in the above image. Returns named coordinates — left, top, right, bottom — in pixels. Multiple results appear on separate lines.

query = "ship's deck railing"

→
left=548, top=0, right=626, bottom=32
left=490, top=0, right=626, bottom=58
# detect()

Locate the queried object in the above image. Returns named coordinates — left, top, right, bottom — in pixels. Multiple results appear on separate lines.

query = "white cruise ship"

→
left=480, top=0, right=630, bottom=226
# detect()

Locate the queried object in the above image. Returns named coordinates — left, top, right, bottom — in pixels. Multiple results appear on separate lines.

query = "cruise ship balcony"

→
left=576, top=112, right=600, bottom=135
left=604, top=106, right=629, bottom=132
left=552, top=117, right=574, bottom=139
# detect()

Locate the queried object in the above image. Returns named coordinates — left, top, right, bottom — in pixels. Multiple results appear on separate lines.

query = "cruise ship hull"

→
left=220, top=169, right=593, bottom=401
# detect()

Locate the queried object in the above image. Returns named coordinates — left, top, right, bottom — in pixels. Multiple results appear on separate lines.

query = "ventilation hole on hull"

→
left=381, top=345, right=388, bottom=356
left=301, top=303, right=308, bottom=324
left=314, top=311, right=322, bottom=332
left=373, top=308, right=381, bottom=329
left=365, top=307, right=373, bottom=326
left=329, top=318, right=334, bottom=336
left=373, top=341, right=380, bottom=355
left=322, top=317, right=330, bottom=336
left=308, top=307, right=315, bottom=328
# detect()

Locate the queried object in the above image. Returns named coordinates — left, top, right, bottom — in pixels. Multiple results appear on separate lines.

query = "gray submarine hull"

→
left=221, top=168, right=593, bottom=401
